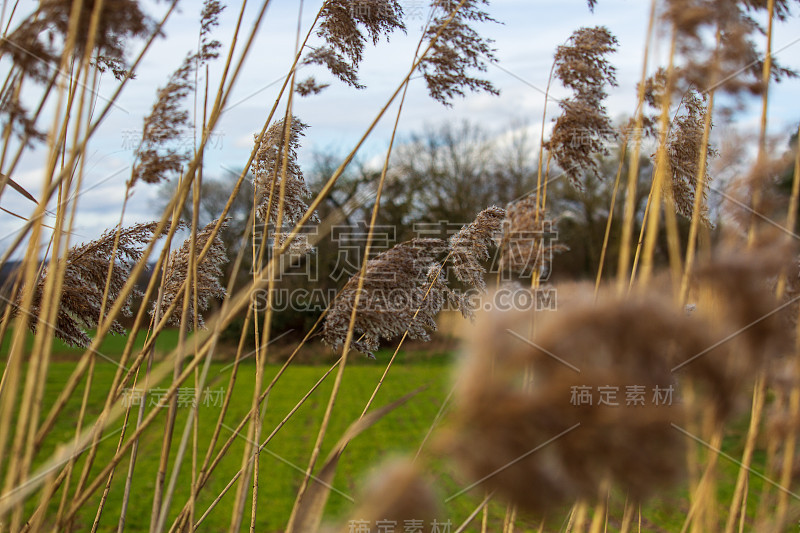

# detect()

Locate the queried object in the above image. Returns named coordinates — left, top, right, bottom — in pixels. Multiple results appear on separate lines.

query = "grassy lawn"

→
left=0, top=339, right=780, bottom=532
left=0, top=328, right=183, bottom=360
left=15, top=356, right=501, bottom=532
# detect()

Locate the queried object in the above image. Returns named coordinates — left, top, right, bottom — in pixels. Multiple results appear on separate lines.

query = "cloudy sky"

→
left=2, top=0, right=800, bottom=258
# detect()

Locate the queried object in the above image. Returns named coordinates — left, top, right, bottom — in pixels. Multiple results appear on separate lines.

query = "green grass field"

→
left=1, top=333, right=778, bottom=532
left=11, top=347, right=515, bottom=532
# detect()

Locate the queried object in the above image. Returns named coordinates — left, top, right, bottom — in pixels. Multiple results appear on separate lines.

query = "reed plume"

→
left=418, top=0, right=500, bottom=106
left=130, top=2, right=223, bottom=186
left=0, top=100, right=46, bottom=147
left=304, top=0, right=405, bottom=89
left=295, top=77, right=330, bottom=97
left=91, top=55, right=131, bottom=81
left=199, top=0, right=225, bottom=63
left=322, top=238, right=446, bottom=358
left=331, top=459, right=440, bottom=533
left=13, top=222, right=166, bottom=347
left=664, top=0, right=797, bottom=98
left=638, top=68, right=670, bottom=138
left=0, top=0, right=152, bottom=83
left=638, top=69, right=718, bottom=224
left=154, top=218, right=230, bottom=328
left=448, top=206, right=505, bottom=292
left=444, top=288, right=721, bottom=512
left=667, top=90, right=718, bottom=224
left=131, top=55, right=194, bottom=186
left=499, top=196, right=567, bottom=278
left=252, top=116, right=319, bottom=227
left=544, top=26, right=619, bottom=187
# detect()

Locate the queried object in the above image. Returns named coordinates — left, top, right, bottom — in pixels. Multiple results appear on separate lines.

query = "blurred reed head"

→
left=663, top=0, right=797, bottom=101
left=442, top=287, right=701, bottom=513
left=330, top=458, right=440, bottom=533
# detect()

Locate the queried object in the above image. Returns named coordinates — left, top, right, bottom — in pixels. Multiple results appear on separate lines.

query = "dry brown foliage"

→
left=304, top=0, right=405, bottom=89
left=448, top=205, right=505, bottom=292
left=252, top=116, right=319, bottom=228
left=418, top=0, right=499, bottom=106
left=499, top=196, right=568, bottom=278
left=14, top=222, right=166, bottom=347
left=155, top=218, right=230, bottom=329
left=544, top=26, right=619, bottom=187
left=322, top=238, right=447, bottom=358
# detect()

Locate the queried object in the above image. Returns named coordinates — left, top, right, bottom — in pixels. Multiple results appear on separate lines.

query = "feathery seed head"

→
left=15, top=222, right=167, bottom=347
left=545, top=26, right=619, bottom=186
left=417, top=0, right=500, bottom=106
left=304, top=0, right=405, bottom=89
left=252, top=116, right=319, bottom=227
left=448, top=206, right=505, bottom=293
left=155, top=218, right=230, bottom=329
left=499, top=197, right=568, bottom=278
left=322, top=238, right=447, bottom=358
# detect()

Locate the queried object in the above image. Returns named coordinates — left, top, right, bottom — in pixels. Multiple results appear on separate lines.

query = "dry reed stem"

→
left=679, top=76, right=718, bottom=302
left=3, top=1, right=795, bottom=531
left=452, top=490, right=495, bottom=533
left=616, top=0, right=657, bottom=294
left=285, top=7, right=487, bottom=516
left=594, top=140, right=626, bottom=296
left=588, top=480, right=610, bottom=533
left=352, top=78, right=422, bottom=421
left=191, top=357, right=343, bottom=530
left=168, top=301, right=333, bottom=532
left=725, top=5, right=778, bottom=530
left=151, top=174, right=204, bottom=531
left=168, top=184, right=385, bottom=530
left=619, top=498, right=635, bottom=533
left=775, top=384, right=800, bottom=528
left=234, top=88, right=300, bottom=533
left=35, top=0, right=274, bottom=481
left=747, top=0, right=776, bottom=244
left=285, top=67, right=399, bottom=533
left=636, top=28, right=677, bottom=289
left=723, top=375, right=766, bottom=533
left=8, top=35, right=109, bottom=524
left=536, top=61, right=556, bottom=216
